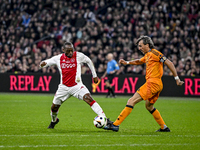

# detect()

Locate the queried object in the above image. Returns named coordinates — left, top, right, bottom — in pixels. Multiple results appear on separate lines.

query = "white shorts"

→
left=53, top=84, right=90, bottom=105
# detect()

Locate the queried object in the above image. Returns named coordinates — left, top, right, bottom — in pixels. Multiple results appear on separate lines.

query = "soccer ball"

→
left=93, top=115, right=107, bottom=128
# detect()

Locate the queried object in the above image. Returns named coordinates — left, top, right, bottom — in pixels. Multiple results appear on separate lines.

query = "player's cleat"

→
left=104, top=118, right=112, bottom=130
left=156, top=127, right=170, bottom=132
left=104, top=119, right=119, bottom=132
left=106, top=118, right=113, bottom=126
left=48, top=118, right=59, bottom=129
left=104, top=123, right=119, bottom=132
left=111, top=124, right=119, bottom=132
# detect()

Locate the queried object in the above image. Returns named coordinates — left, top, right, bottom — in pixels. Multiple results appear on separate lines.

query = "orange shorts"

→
left=137, top=80, right=163, bottom=104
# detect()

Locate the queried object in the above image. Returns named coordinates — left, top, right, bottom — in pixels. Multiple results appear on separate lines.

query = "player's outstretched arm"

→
left=39, top=55, right=58, bottom=68
left=164, top=59, right=184, bottom=86
left=119, top=59, right=144, bottom=65
left=84, top=55, right=98, bottom=79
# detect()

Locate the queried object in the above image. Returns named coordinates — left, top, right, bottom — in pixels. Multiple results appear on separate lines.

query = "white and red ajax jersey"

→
left=41, top=52, right=97, bottom=87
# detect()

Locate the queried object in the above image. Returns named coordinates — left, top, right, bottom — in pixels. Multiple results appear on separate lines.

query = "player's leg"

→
left=145, top=81, right=170, bottom=132
left=146, top=98, right=170, bottom=132
left=50, top=103, right=60, bottom=122
left=104, top=83, right=146, bottom=131
left=82, top=93, right=113, bottom=127
left=113, top=92, right=143, bottom=126
left=73, top=84, right=106, bottom=117
left=104, top=92, right=143, bottom=131
left=83, top=93, right=106, bottom=117
left=48, top=84, right=70, bottom=129
left=48, top=103, right=60, bottom=129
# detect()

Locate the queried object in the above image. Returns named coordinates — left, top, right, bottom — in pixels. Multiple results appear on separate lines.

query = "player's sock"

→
left=90, top=100, right=106, bottom=117
left=51, top=110, right=58, bottom=122
left=113, top=105, right=133, bottom=126
left=150, top=108, right=166, bottom=129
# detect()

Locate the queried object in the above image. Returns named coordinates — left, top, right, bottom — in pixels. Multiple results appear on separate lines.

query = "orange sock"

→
left=113, top=105, right=133, bottom=126
left=150, top=108, right=166, bottom=129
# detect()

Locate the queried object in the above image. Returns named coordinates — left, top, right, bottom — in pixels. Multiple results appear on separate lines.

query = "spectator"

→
left=0, top=0, right=199, bottom=77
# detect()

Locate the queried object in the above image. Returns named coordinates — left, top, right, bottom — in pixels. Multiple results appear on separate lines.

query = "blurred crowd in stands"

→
left=0, top=0, right=200, bottom=76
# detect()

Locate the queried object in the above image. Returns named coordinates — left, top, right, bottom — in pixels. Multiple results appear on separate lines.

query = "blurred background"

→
left=0, top=0, right=200, bottom=76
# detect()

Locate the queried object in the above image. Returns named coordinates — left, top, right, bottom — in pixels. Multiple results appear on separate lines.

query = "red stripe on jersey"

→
left=60, top=52, right=77, bottom=87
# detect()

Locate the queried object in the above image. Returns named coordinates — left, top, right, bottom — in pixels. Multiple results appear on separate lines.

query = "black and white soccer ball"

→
left=93, top=115, right=107, bottom=128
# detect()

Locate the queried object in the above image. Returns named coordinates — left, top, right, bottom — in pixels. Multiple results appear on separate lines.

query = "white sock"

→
left=90, top=101, right=106, bottom=117
left=50, top=111, right=58, bottom=122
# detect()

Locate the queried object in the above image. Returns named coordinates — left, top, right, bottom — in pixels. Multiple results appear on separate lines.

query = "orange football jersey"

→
left=140, top=49, right=166, bottom=83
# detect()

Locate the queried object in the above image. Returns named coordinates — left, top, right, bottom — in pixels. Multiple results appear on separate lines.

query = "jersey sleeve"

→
left=78, top=52, right=97, bottom=78
left=140, top=55, right=146, bottom=63
left=40, top=55, right=58, bottom=68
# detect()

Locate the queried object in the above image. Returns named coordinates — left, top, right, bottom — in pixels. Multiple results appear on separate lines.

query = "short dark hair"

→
left=63, top=41, right=74, bottom=48
left=136, top=36, right=154, bottom=49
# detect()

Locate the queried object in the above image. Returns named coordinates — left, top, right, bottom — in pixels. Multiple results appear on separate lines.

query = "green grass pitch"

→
left=0, top=93, right=199, bottom=150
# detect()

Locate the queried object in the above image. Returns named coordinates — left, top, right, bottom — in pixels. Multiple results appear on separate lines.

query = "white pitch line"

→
left=0, top=134, right=199, bottom=137
left=0, top=143, right=199, bottom=148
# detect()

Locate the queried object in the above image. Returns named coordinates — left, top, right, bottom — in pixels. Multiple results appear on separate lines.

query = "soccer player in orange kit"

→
left=104, top=36, right=184, bottom=132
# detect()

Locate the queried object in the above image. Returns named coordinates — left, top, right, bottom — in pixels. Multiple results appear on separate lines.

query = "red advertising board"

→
left=0, top=73, right=199, bottom=97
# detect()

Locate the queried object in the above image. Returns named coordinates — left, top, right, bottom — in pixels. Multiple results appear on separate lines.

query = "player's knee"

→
left=127, top=98, right=140, bottom=106
left=83, top=93, right=93, bottom=104
left=127, top=99, right=135, bottom=106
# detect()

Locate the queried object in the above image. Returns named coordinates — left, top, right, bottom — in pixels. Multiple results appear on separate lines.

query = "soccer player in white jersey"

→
left=40, top=42, right=111, bottom=129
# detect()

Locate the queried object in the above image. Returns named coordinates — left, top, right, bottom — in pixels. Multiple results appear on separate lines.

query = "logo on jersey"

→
left=61, top=63, right=76, bottom=69
left=66, top=60, right=70, bottom=63
left=71, top=58, right=75, bottom=62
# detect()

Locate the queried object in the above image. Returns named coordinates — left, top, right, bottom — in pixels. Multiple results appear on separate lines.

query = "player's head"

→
left=107, top=53, right=113, bottom=61
left=136, top=36, right=154, bottom=54
left=62, top=41, right=74, bottom=58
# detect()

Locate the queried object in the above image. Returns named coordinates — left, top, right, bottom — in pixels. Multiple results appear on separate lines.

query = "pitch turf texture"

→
left=0, top=94, right=199, bottom=150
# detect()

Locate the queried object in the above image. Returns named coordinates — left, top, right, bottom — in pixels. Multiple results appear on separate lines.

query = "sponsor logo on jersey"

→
left=61, top=63, right=76, bottom=69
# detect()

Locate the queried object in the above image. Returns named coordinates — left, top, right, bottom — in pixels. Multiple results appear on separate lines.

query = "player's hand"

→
left=93, top=77, right=99, bottom=84
left=119, top=59, right=128, bottom=65
left=40, top=62, right=47, bottom=68
left=176, top=79, right=184, bottom=86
